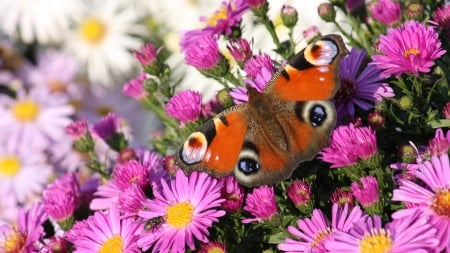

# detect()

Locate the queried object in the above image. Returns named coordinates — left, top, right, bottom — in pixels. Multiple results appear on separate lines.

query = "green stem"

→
left=142, top=98, right=178, bottom=128
left=332, top=20, right=364, bottom=49
left=259, top=16, right=282, bottom=50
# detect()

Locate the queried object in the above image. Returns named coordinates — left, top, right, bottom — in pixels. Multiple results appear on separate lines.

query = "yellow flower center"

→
left=432, top=189, right=450, bottom=217
left=48, top=80, right=67, bottom=93
left=311, top=228, right=333, bottom=247
left=359, top=229, right=392, bottom=253
left=207, top=247, right=225, bottom=253
left=166, top=201, right=194, bottom=228
left=0, top=156, right=21, bottom=177
left=2, top=230, right=26, bottom=253
left=99, top=235, right=123, bottom=253
left=12, top=100, right=40, bottom=122
left=79, top=17, right=107, bottom=44
left=96, top=106, right=112, bottom=116
left=207, top=4, right=232, bottom=27
left=403, top=48, right=420, bottom=58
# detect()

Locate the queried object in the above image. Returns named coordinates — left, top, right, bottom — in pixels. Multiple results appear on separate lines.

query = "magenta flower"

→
left=335, top=48, right=394, bottom=121
left=229, top=86, right=249, bottom=105
left=123, top=72, right=148, bottom=101
left=0, top=203, right=48, bottom=252
left=427, top=128, right=450, bottom=156
left=112, top=160, right=150, bottom=190
left=325, top=212, right=439, bottom=252
left=442, top=102, right=450, bottom=119
left=227, top=38, right=252, bottom=65
left=350, top=176, right=380, bottom=208
left=185, top=35, right=222, bottom=70
left=392, top=153, right=450, bottom=251
left=180, top=0, right=249, bottom=50
left=278, top=204, right=366, bottom=252
left=245, top=0, right=266, bottom=8
left=42, top=173, right=81, bottom=224
left=220, top=175, right=244, bottom=213
left=68, top=205, right=142, bottom=252
left=166, top=89, right=203, bottom=123
left=244, top=53, right=276, bottom=92
left=65, top=119, right=89, bottom=139
left=286, top=180, right=311, bottom=208
left=242, top=186, right=278, bottom=223
left=320, top=124, right=378, bottom=168
left=137, top=170, right=225, bottom=252
left=118, top=184, right=147, bottom=217
left=91, top=112, right=121, bottom=141
left=371, top=20, right=446, bottom=78
left=198, top=241, right=227, bottom=253
left=369, top=0, right=401, bottom=26
left=133, top=43, right=158, bottom=66
left=330, top=188, right=354, bottom=208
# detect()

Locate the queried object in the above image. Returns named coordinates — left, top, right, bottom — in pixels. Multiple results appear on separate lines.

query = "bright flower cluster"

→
left=1, top=0, right=450, bottom=252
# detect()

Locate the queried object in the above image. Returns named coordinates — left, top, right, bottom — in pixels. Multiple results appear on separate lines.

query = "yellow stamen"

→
left=433, top=189, right=450, bottom=217
left=207, top=247, right=225, bottom=253
left=12, top=100, right=40, bottom=122
left=2, top=230, right=26, bottom=253
left=166, top=201, right=194, bottom=228
left=0, top=156, right=21, bottom=177
left=311, top=228, right=333, bottom=247
left=48, top=80, right=67, bottom=93
left=79, top=17, right=107, bottom=44
left=359, top=229, right=392, bottom=253
left=99, top=235, right=123, bottom=253
left=403, top=48, right=420, bottom=58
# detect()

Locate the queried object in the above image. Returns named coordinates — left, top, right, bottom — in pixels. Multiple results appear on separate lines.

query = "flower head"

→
left=227, top=38, right=252, bottom=66
left=287, top=180, right=312, bottom=212
left=392, top=153, right=450, bottom=251
left=325, top=212, right=438, bottom=252
left=278, top=204, right=365, bottom=252
left=123, top=72, right=148, bottom=101
left=242, top=186, right=278, bottom=223
left=351, top=176, right=380, bottom=211
left=369, top=0, right=401, bottom=26
left=371, top=20, right=446, bottom=78
left=134, top=43, right=158, bottom=67
left=166, top=90, right=203, bottom=123
left=335, top=48, right=394, bottom=121
left=229, top=86, right=249, bottom=105
left=220, top=175, right=244, bottom=213
left=244, top=53, right=276, bottom=92
left=320, top=124, right=378, bottom=168
left=68, top=205, right=142, bottom=252
left=137, top=170, right=225, bottom=252
left=331, top=188, right=354, bottom=208
left=198, top=241, right=227, bottom=253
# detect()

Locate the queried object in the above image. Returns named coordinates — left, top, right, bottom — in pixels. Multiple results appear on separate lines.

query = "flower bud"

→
left=405, top=2, right=424, bottom=20
left=281, top=5, right=298, bottom=28
left=318, top=3, right=336, bottom=22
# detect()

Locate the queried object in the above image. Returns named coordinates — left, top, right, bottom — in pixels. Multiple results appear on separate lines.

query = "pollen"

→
left=12, top=100, right=40, bottom=122
left=79, top=17, right=107, bottom=44
left=0, top=156, right=21, bottom=177
left=99, top=235, right=123, bottom=253
left=311, top=228, right=333, bottom=247
left=166, top=201, right=194, bottom=228
left=359, top=228, right=392, bottom=253
left=2, top=230, right=26, bottom=253
left=206, top=4, right=229, bottom=27
left=403, top=48, right=420, bottom=58
left=432, top=189, right=450, bottom=217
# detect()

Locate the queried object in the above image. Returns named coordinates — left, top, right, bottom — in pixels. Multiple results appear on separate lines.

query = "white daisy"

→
left=0, top=0, right=83, bottom=44
left=0, top=87, right=75, bottom=151
left=64, top=0, right=148, bottom=85
left=0, top=147, right=52, bottom=204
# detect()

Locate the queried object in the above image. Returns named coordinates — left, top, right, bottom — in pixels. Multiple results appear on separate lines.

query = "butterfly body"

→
left=175, top=35, right=347, bottom=187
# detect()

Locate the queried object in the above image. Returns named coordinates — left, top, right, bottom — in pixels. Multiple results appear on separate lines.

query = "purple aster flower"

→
left=331, top=188, right=355, bottom=209
left=137, top=170, right=225, bottom=252
left=91, top=112, right=121, bottom=141
left=242, top=186, right=278, bottom=223
left=42, top=173, right=81, bottom=227
left=0, top=203, right=48, bottom=252
left=335, top=48, right=394, bottom=121
left=244, top=53, right=276, bottom=92
left=118, top=184, right=147, bottom=217
left=112, top=160, right=150, bottom=190
left=325, top=212, right=439, bottom=252
left=286, top=180, right=312, bottom=210
left=432, top=4, right=450, bottom=29
left=184, top=35, right=228, bottom=77
left=65, top=119, right=89, bottom=139
left=229, top=86, right=249, bottom=105
left=371, top=20, right=446, bottom=78
left=369, top=0, right=401, bottom=26
left=180, top=0, right=249, bottom=50
left=427, top=128, right=450, bottom=156
left=133, top=43, right=158, bottom=66
left=392, top=153, right=450, bottom=251
left=166, top=90, right=203, bottom=123
left=227, top=38, right=252, bottom=66
left=278, top=203, right=366, bottom=252
left=351, top=176, right=380, bottom=210
left=302, top=25, right=320, bottom=43
left=320, top=124, right=378, bottom=168
left=220, top=175, right=244, bottom=213
left=123, top=72, right=148, bottom=101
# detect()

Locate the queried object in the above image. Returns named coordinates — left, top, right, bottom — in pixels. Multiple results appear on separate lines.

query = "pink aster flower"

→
left=137, top=170, right=225, bottom=252
left=91, top=112, right=121, bottom=141
left=427, top=128, right=450, bottom=156
left=320, top=124, right=378, bottom=168
left=198, top=241, right=227, bottom=253
left=369, top=0, right=401, bottom=26
left=325, top=211, right=439, bottom=252
left=442, top=102, right=450, bottom=119
left=133, top=43, right=158, bottom=66
left=123, top=72, right=148, bottom=101
left=287, top=180, right=312, bottom=210
left=330, top=188, right=354, bottom=209
left=0, top=87, right=75, bottom=150
left=278, top=203, right=366, bottom=252
left=166, top=89, right=203, bottom=123
left=350, top=176, right=380, bottom=209
left=335, top=48, right=394, bottom=121
left=180, top=0, right=249, bottom=50
left=227, top=38, right=252, bottom=66
left=392, top=153, right=450, bottom=251
left=229, top=86, right=249, bottom=105
left=244, top=53, right=276, bottom=92
left=0, top=203, right=48, bottom=252
left=184, top=35, right=223, bottom=71
left=118, top=184, right=147, bottom=217
left=242, top=186, right=278, bottom=223
left=371, top=20, right=446, bottom=78
left=42, top=173, right=81, bottom=226
left=66, top=119, right=89, bottom=139
left=220, top=175, right=244, bottom=213
left=69, top=205, right=141, bottom=253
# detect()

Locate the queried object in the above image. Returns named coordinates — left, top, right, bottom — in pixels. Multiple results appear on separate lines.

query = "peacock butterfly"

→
left=175, top=34, right=347, bottom=187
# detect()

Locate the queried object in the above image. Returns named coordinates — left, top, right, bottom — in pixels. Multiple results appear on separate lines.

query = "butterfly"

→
left=175, top=34, right=347, bottom=187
